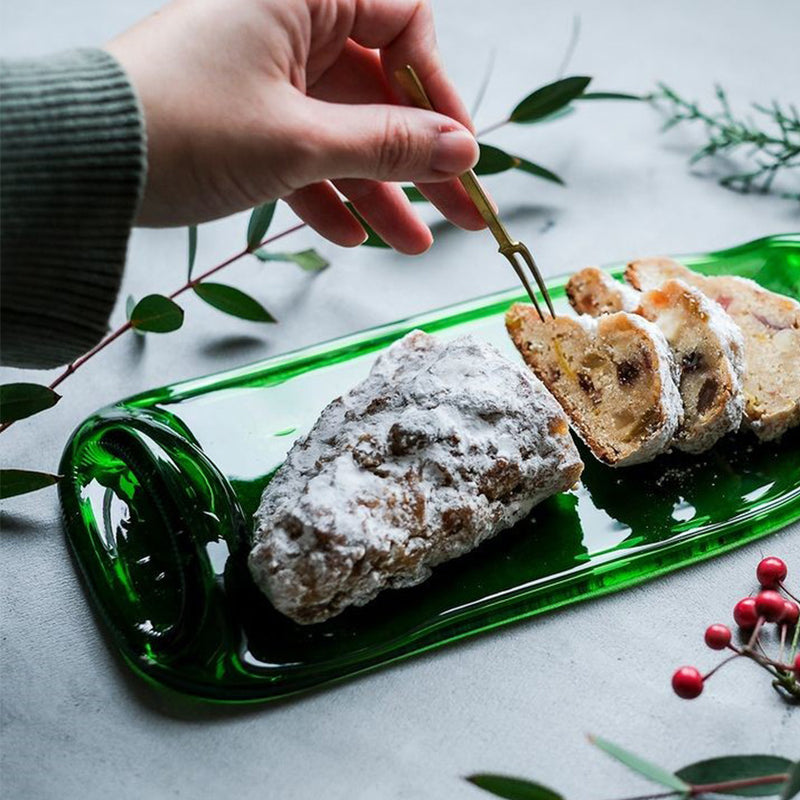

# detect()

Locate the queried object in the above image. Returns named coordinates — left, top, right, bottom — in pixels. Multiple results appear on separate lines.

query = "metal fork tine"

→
left=516, top=243, right=556, bottom=319
left=503, top=251, right=545, bottom=322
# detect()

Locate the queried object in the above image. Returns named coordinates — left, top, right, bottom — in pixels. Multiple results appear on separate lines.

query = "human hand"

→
left=107, top=0, right=484, bottom=254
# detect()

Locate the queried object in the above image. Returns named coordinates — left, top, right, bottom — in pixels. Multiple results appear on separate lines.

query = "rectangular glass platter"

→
left=59, top=234, right=800, bottom=702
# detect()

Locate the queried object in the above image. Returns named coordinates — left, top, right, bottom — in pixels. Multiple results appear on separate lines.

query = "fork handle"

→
left=394, top=65, right=514, bottom=250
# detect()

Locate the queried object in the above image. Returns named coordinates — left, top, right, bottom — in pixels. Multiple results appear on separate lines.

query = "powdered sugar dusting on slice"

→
left=612, top=313, right=683, bottom=465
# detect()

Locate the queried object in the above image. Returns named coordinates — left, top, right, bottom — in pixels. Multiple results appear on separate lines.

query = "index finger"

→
left=350, top=0, right=474, bottom=133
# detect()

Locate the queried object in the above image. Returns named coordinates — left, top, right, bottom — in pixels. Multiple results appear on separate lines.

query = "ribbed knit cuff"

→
left=1, top=48, right=146, bottom=369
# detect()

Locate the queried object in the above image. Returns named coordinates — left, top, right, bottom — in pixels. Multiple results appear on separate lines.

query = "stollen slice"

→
left=626, top=257, right=800, bottom=441
left=506, top=304, right=683, bottom=466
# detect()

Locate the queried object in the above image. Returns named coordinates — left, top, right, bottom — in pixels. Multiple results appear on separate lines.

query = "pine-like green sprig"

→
left=651, top=83, right=800, bottom=201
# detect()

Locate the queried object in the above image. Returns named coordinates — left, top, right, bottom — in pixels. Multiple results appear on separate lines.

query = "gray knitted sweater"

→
left=1, top=48, right=146, bottom=368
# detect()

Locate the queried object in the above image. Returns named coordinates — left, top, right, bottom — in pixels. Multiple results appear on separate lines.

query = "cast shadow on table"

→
left=0, top=511, right=42, bottom=536
left=199, top=334, right=269, bottom=362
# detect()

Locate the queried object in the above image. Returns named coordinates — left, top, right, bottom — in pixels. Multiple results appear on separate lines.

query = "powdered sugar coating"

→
left=627, top=258, right=800, bottom=440
left=249, top=330, right=583, bottom=624
left=664, top=278, right=746, bottom=451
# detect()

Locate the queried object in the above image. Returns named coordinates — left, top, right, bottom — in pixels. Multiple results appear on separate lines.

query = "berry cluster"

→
left=672, top=556, right=800, bottom=701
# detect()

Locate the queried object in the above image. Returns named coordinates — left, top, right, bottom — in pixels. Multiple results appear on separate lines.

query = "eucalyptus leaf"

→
left=526, top=105, right=576, bottom=125
left=0, top=383, right=60, bottom=424
left=514, top=158, right=565, bottom=185
left=473, top=145, right=564, bottom=185
left=193, top=283, right=276, bottom=322
left=510, top=75, right=591, bottom=123
left=474, top=143, right=518, bottom=175
left=676, top=755, right=792, bottom=797
left=781, top=761, right=800, bottom=800
left=129, top=295, right=184, bottom=333
left=0, top=469, right=60, bottom=500
left=589, top=736, right=691, bottom=793
left=125, top=295, right=145, bottom=337
left=188, top=225, right=198, bottom=279
left=254, top=249, right=329, bottom=271
left=344, top=203, right=389, bottom=248
left=467, top=774, right=563, bottom=800
left=579, top=91, right=645, bottom=101
left=246, top=202, right=276, bottom=251
left=402, top=186, right=427, bottom=202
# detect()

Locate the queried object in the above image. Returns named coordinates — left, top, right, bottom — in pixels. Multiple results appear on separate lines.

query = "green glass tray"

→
left=59, top=233, right=800, bottom=703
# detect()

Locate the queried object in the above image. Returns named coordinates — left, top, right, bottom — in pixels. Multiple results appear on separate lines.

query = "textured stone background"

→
left=1, top=1, right=798, bottom=797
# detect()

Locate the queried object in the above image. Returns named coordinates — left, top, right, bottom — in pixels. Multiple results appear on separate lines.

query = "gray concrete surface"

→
left=1, top=1, right=799, bottom=798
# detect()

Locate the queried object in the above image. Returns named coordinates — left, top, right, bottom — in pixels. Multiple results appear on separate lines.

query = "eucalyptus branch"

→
left=650, top=83, right=800, bottom=200
left=0, top=223, right=304, bottom=436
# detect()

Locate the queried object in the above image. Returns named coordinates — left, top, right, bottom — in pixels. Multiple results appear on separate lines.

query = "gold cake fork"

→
left=395, top=65, right=556, bottom=321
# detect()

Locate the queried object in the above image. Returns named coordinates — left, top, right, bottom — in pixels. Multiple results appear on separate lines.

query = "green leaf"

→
left=254, top=248, right=329, bottom=272
left=344, top=203, right=389, bottom=248
left=193, top=283, right=276, bottom=322
left=781, top=761, right=800, bottom=800
left=0, top=469, right=60, bottom=500
left=246, top=202, right=276, bottom=251
left=402, top=186, right=427, bottom=202
left=0, top=383, right=60, bottom=424
left=579, top=91, right=645, bottom=101
left=473, top=144, right=565, bottom=186
left=676, top=755, right=792, bottom=797
left=510, top=75, right=591, bottom=123
left=466, top=774, right=563, bottom=800
left=589, top=736, right=691, bottom=793
left=513, top=157, right=565, bottom=185
left=188, top=225, right=198, bottom=279
left=126, top=295, right=145, bottom=337
left=475, top=143, right=518, bottom=175
left=129, top=294, right=184, bottom=333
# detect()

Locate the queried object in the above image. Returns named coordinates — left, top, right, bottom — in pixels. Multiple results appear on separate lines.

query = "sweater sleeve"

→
left=1, top=48, right=146, bottom=369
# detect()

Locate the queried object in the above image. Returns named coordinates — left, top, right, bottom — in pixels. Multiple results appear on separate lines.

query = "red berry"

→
left=672, top=666, right=704, bottom=699
left=733, top=597, right=758, bottom=628
left=756, top=556, right=787, bottom=588
left=780, top=601, right=799, bottom=626
left=795, top=654, right=800, bottom=680
left=756, top=590, right=786, bottom=622
left=704, top=624, right=732, bottom=650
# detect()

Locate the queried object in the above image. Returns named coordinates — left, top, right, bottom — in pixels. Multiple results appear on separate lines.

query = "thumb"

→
left=290, top=98, right=479, bottom=185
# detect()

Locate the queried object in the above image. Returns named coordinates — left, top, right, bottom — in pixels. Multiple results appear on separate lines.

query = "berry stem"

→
left=702, top=652, right=740, bottom=681
left=746, top=616, right=765, bottom=650
left=780, top=623, right=787, bottom=664
left=790, top=616, right=800, bottom=660
left=779, top=581, right=799, bottom=604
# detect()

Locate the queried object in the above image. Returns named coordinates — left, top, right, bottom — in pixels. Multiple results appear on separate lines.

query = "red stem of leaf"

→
left=0, top=221, right=307, bottom=435
left=609, top=771, right=788, bottom=800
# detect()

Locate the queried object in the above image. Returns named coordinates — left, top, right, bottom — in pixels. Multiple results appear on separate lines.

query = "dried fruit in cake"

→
left=506, top=305, right=683, bottom=466
left=626, top=257, right=800, bottom=441
left=249, top=330, right=584, bottom=625
left=567, top=269, right=745, bottom=453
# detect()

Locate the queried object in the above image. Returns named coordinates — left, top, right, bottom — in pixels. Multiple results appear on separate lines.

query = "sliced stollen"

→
left=506, top=305, right=683, bottom=467
left=626, top=257, right=800, bottom=441
left=567, top=269, right=745, bottom=453
left=249, top=330, right=583, bottom=625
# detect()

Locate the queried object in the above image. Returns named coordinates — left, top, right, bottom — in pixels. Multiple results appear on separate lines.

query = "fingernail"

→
left=430, top=129, right=479, bottom=174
